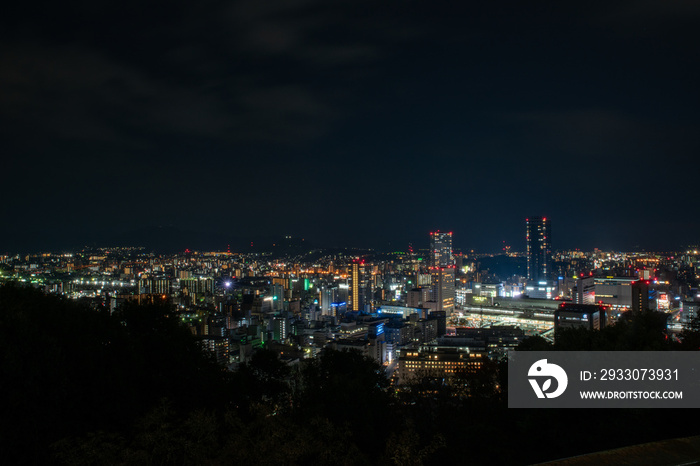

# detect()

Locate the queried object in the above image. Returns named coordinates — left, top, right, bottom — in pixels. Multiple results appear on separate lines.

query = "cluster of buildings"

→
left=1, top=217, right=698, bottom=386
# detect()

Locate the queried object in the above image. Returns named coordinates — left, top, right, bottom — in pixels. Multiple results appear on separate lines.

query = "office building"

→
left=416, top=318, right=438, bottom=344
left=428, top=231, right=455, bottom=313
left=385, top=323, right=413, bottom=346
left=554, top=303, right=609, bottom=332
left=272, top=316, right=288, bottom=342
left=524, top=281, right=557, bottom=300
left=270, top=283, right=284, bottom=312
left=631, top=280, right=650, bottom=312
left=430, top=267, right=455, bottom=314
left=349, top=260, right=370, bottom=312
left=526, top=217, right=551, bottom=283
left=429, top=310, right=447, bottom=337
left=573, top=275, right=595, bottom=305
left=681, top=300, right=700, bottom=324
left=430, top=231, right=454, bottom=267
left=406, top=288, right=423, bottom=308
left=397, top=345, right=486, bottom=384
left=594, top=277, right=635, bottom=309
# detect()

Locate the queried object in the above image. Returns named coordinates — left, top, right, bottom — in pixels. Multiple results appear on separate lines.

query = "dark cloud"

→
left=1, top=1, right=699, bottom=253
left=602, top=0, right=700, bottom=22
left=504, top=108, right=700, bottom=163
left=505, top=108, right=650, bottom=157
left=0, top=0, right=421, bottom=149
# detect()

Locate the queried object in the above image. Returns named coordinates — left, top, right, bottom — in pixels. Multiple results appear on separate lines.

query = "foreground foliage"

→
left=2, top=284, right=699, bottom=465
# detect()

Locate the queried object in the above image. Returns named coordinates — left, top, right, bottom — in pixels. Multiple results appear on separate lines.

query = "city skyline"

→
left=3, top=2, right=700, bottom=463
left=0, top=223, right=697, bottom=256
left=2, top=198, right=699, bottom=464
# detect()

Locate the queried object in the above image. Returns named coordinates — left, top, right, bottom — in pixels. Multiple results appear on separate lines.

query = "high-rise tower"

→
left=526, top=217, right=551, bottom=283
left=431, top=267, right=455, bottom=313
left=430, top=231, right=454, bottom=267
left=429, top=231, right=455, bottom=314
left=349, top=260, right=370, bottom=312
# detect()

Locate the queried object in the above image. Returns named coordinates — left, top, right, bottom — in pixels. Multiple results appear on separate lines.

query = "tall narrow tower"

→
left=526, top=217, right=551, bottom=283
left=429, top=231, right=455, bottom=314
left=349, top=260, right=369, bottom=312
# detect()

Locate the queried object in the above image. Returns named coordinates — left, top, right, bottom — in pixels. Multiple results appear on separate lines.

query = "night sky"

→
left=2, top=1, right=699, bottom=253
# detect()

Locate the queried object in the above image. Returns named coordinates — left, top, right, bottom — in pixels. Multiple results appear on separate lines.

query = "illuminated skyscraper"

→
left=429, top=231, right=455, bottom=313
left=431, top=267, right=455, bottom=313
left=526, top=217, right=551, bottom=283
left=430, top=231, right=454, bottom=267
left=349, top=260, right=370, bottom=312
